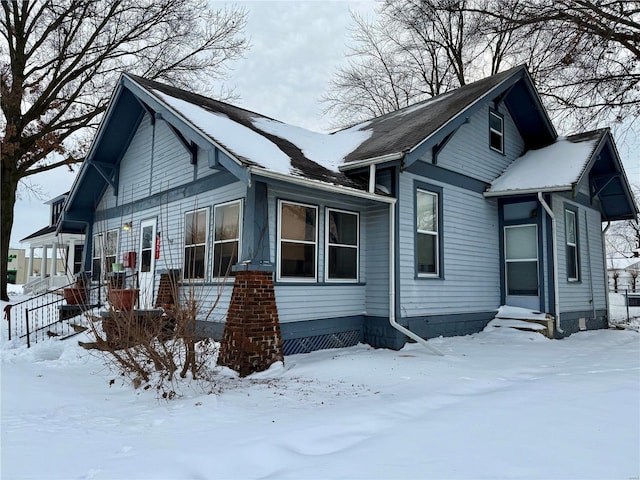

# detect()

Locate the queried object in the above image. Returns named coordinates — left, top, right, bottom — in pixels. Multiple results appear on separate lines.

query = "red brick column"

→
left=218, top=269, right=283, bottom=376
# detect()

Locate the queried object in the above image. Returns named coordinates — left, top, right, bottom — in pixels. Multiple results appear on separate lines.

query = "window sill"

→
left=415, top=273, right=443, bottom=280
left=275, top=281, right=366, bottom=287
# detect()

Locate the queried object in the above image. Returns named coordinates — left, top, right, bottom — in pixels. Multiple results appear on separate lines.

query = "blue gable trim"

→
left=406, top=161, right=488, bottom=193
left=241, top=179, right=270, bottom=264
left=99, top=170, right=238, bottom=221
left=405, top=67, right=555, bottom=169
left=121, top=75, right=250, bottom=185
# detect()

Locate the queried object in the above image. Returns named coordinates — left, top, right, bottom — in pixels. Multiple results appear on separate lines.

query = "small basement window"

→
left=489, top=110, right=504, bottom=153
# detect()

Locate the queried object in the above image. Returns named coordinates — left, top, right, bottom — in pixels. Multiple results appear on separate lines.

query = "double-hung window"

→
left=416, top=189, right=440, bottom=276
left=565, top=209, right=579, bottom=281
left=184, top=208, right=208, bottom=280
left=278, top=200, right=317, bottom=280
left=326, top=208, right=359, bottom=281
left=489, top=110, right=504, bottom=153
left=104, top=229, right=118, bottom=273
left=92, top=234, right=102, bottom=281
left=213, top=200, right=242, bottom=278
left=91, top=230, right=118, bottom=281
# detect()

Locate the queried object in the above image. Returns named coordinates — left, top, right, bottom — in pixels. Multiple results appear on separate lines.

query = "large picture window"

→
left=278, top=200, right=317, bottom=280
left=416, top=189, right=440, bottom=276
left=565, top=209, right=579, bottom=281
left=184, top=208, right=208, bottom=280
left=326, top=208, right=359, bottom=281
left=213, top=200, right=242, bottom=278
left=505, top=224, right=538, bottom=296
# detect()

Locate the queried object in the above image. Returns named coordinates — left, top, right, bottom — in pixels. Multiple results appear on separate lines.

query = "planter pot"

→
left=108, top=289, right=139, bottom=311
left=63, top=287, right=88, bottom=305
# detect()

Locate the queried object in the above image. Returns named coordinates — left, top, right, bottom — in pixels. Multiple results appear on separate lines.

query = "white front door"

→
left=138, top=218, right=157, bottom=309
left=504, top=224, right=540, bottom=310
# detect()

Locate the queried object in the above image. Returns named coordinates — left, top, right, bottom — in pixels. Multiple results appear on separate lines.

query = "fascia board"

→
left=64, top=78, right=127, bottom=213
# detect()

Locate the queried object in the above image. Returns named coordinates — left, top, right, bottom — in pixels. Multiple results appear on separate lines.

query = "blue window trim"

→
left=498, top=195, right=546, bottom=312
left=563, top=203, right=581, bottom=283
left=489, top=108, right=505, bottom=155
left=414, top=181, right=444, bottom=279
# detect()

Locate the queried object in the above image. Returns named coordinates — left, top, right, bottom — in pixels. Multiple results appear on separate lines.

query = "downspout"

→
left=388, top=202, right=444, bottom=356
left=538, top=192, right=563, bottom=334
left=602, top=221, right=611, bottom=323
left=584, top=210, right=596, bottom=321
left=368, top=164, right=376, bottom=193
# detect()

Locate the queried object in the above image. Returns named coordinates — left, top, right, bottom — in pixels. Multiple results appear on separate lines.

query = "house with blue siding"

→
left=58, top=65, right=638, bottom=354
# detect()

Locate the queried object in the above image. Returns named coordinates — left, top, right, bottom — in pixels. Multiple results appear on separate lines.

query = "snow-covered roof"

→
left=127, top=66, right=551, bottom=188
left=152, top=89, right=372, bottom=179
left=486, top=131, right=604, bottom=196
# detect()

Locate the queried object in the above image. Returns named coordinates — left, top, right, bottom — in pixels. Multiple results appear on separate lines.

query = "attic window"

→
left=489, top=110, right=504, bottom=153
left=51, top=201, right=64, bottom=226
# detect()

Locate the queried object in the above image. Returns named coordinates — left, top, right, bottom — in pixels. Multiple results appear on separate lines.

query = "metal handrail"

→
left=4, top=272, right=138, bottom=348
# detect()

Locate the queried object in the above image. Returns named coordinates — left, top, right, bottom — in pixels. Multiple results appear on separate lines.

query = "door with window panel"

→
left=504, top=224, right=540, bottom=310
left=138, top=219, right=157, bottom=309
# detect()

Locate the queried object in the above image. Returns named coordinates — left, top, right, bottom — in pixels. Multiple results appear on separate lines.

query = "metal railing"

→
left=3, top=272, right=139, bottom=348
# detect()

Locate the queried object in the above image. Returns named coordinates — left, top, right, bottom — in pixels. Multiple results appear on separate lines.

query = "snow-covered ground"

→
left=1, top=287, right=639, bottom=479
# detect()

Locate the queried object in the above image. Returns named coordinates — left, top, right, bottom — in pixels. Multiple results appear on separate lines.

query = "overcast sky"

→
left=10, top=0, right=638, bottom=249
left=10, top=1, right=376, bottom=249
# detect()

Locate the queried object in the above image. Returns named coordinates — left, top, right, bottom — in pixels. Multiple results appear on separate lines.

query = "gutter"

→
left=484, top=186, right=569, bottom=198
left=249, top=167, right=443, bottom=355
left=538, top=192, right=563, bottom=334
left=388, top=203, right=444, bottom=356
left=248, top=167, right=396, bottom=204
left=338, top=152, right=404, bottom=172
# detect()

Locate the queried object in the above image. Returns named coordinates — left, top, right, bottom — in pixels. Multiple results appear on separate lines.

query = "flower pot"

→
left=63, top=287, right=87, bottom=305
left=107, top=289, right=139, bottom=311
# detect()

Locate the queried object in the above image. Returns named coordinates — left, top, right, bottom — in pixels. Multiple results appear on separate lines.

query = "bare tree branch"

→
left=0, top=0, right=249, bottom=300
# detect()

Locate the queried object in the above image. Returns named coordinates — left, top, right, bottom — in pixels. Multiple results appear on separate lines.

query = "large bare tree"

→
left=0, top=0, right=248, bottom=300
left=324, top=0, right=640, bottom=130
left=476, top=0, right=640, bottom=127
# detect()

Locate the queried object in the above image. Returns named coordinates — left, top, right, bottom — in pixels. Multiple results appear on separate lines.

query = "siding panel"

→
left=267, top=183, right=377, bottom=323
left=398, top=172, right=501, bottom=316
left=436, top=104, right=525, bottom=183
left=554, top=195, right=607, bottom=314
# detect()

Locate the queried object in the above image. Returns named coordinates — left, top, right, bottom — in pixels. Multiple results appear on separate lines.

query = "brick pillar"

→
left=155, top=270, right=180, bottom=308
left=218, top=268, right=283, bottom=377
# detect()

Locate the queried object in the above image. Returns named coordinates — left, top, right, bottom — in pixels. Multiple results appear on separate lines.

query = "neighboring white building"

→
left=21, top=192, right=85, bottom=294
left=608, top=259, right=640, bottom=293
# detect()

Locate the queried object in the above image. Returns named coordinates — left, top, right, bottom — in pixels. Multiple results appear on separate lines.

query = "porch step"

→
left=490, top=306, right=555, bottom=339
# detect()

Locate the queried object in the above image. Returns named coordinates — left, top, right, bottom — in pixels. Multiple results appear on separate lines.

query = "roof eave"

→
left=248, top=167, right=396, bottom=204
left=64, top=78, right=128, bottom=215
left=339, top=152, right=405, bottom=172
left=483, top=186, right=570, bottom=198
left=405, top=67, right=556, bottom=168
